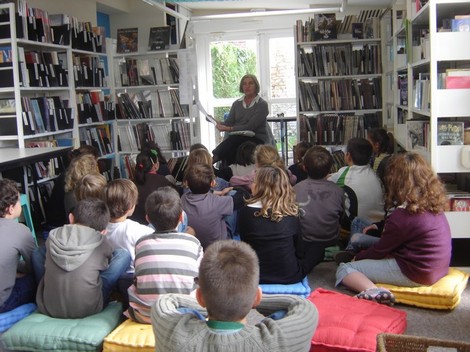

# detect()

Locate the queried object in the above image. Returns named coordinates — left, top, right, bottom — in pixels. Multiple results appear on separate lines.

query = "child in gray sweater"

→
left=151, top=240, right=318, bottom=352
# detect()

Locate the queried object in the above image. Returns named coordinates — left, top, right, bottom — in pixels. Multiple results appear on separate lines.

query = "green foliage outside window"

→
left=211, top=42, right=256, bottom=100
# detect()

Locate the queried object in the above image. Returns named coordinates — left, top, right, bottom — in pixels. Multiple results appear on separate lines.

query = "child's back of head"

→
left=104, top=179, right=139, bottom=220
left=0, top=179, right=19, bottom=218
left=134, top=152, right=157, bottom=185
left=72, top=198, right=110, bottom=231
left=293, top=141, right=312, bottom=164
left=145, top=186, right=182, bottom=231
left=254, top=144, right=284, bottom=169
left=346, top=137, right=373, bottom=166
left=64, top=154, right=100, bottom=192
left=183, top=149, right=213, bottom=184
left=234, top=141, right=257, bottom=166
left=303, top=146, right=334, bottom=179
left=74, top=173, right=107, bottom=202
left=185, top=163, right=214, bottom=194
left=247, top=165, right=298, bottom=222
left=198, top=240, right=259, bottom=322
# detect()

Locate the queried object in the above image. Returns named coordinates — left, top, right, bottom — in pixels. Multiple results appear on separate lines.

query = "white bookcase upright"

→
left=388, top=0, right=470, bottom=238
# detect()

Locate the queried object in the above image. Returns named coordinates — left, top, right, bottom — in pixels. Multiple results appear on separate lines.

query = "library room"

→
left=0, top=0, right=470, bottom=351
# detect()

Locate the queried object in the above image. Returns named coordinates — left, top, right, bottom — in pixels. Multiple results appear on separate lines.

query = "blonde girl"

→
left=238, top=165, right=304, bottom=284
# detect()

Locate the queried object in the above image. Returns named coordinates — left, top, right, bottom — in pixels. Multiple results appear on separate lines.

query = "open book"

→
left=196, top=99, right=217, bottom=125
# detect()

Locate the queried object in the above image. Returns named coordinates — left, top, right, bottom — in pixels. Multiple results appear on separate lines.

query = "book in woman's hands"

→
left=196, top=99, right=217, bottom=124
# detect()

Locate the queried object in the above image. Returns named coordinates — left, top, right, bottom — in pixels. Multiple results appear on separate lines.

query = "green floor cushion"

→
left=103, top=319, right=154, bottom=352
left=377, top=268, right=469, bottom=309
left=1, top=302, right=123, bottom=352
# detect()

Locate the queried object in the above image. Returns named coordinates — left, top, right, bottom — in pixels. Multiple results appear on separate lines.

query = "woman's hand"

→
left=216, top=122, right=232, bottom=132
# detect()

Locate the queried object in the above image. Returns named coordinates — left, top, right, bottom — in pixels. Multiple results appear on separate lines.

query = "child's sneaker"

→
left=355, top=287, right=396, bottom=306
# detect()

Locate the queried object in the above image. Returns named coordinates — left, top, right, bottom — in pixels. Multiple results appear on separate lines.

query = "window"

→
left=204, top=30, right=297, bottom=162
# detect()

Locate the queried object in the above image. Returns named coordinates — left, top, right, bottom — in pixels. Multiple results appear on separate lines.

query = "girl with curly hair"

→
left=335, top=152, right=451, bottom=305
left=238, top=165, right=304, bottom=284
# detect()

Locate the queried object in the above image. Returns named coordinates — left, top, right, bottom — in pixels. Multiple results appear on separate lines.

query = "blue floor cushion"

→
left=0, top=303, right=36, bottom=333
left=259, top=277, right=311, bottom=297
left=1, top=302, right=123, bottom=352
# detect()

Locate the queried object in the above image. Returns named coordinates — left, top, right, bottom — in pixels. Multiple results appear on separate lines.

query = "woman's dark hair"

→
left=368, top=128, right=394, bottom=155
left=235, top=141, right=257, bottom=166
left=140, top=141, right=167, bottom=165
left=134, top=152, right=154, bottom=185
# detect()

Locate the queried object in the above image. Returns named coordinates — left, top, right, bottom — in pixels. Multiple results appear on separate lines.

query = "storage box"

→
left=377, top=333, right=470, bottom=352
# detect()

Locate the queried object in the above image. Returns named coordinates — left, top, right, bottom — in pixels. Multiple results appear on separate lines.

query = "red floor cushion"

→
left=307, top=288, right=407, bottom=352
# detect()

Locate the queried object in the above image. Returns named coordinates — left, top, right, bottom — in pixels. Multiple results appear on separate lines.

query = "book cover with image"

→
left=148, top=26, right=171, bottom=51
left=438, top=121, right=464, bottom=145
left=117, top=28, right=138, bottom=53
left=313, top=14, right=337, bottom=40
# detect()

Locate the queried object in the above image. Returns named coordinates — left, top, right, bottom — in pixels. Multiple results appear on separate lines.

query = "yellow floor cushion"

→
left=377, top=268, right=469, bottom=310
left=103, top=319, right=154, bottom=352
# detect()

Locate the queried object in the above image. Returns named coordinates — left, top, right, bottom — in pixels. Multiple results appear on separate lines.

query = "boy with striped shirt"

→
left=126, top=186, right=203, bottom=323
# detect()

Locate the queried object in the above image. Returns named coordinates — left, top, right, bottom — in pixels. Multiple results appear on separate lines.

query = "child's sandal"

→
left=355, top=288, right=396, bottom=306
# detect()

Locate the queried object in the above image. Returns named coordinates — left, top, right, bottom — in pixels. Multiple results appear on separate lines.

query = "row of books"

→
left=298, top=43, right=381, bottom=77
left=406, top=120, right=430, bottom=150
left=117, top=56, right=179, bottom=87
left=413, top=73, right=430, bottom=111
left=18, top=48, right=68, bottom=88
left=116, top=26, right=172, bottom=53
left=447, top=192, right=470, bottom=212
left=438, top=69, right=470, bottom=90
left=407, top=117, right=466, bottom=150
left=76, top=91, right=115, bottom=124
left=298, top=77, right=382, bottom=112
left=72, top=54, right=107, bottom=88
left=5, top=0, right=107, bottom=52
left=295, top=10, right=384, bottom=43
left=300, top=112, right=381, bottom=145
left=117, top=120, right=191, bottom=154
left=116, top=90, right=187, bottom=119
left=20, top=96, right=73, bottom=135
left=79, top=124, right=113, bottom=157
left=0, top=1, right=105, bottom=52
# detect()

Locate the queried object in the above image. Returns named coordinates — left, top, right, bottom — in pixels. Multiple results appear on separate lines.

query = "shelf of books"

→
left=0, top=0, right=113, bottom=227
left=111, top=29, right=196, bottom=179
left=295, top=10, right=385, bottom=145
left=388, top=0, right=470, bottom=237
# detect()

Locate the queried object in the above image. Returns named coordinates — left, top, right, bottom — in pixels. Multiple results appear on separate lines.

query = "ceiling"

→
left=172, top=0, right=394, bottom=12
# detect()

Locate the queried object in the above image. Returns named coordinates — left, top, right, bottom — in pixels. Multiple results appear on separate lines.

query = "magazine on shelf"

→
left=116, top=28, right=138, bottom=53
left=148, top=26, right=171, bottom=51
left=437, top=121, right=464, bottom=145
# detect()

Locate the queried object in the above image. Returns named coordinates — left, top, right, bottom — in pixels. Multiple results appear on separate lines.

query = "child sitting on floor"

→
left=294, top=146, right=344, bottom=274
left=151, top=240, right=318, bottom=352
left=36, top=198, right=130, bottom=318
left=127, top=187, right=202, bottom=323
left=335, top=152, right=452, bottom=305
left=182, top=163, right=244, bottom=249
left=104, top=179, right=155, bottom=305
left=0, top=179, right=37, bottom=313
left=239, top=165, right=304, bottom=284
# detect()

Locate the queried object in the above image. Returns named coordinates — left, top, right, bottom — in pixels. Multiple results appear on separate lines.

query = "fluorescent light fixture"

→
left=191, top=6, right=343, bottom=21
